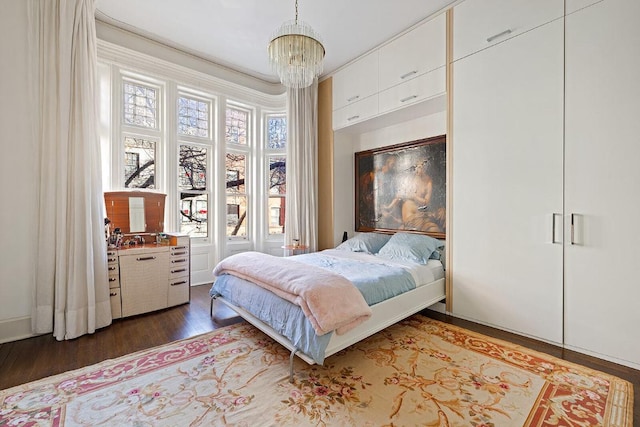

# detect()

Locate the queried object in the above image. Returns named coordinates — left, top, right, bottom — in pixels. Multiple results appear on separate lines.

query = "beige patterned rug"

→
left=0, top=315, right=633, bottom=426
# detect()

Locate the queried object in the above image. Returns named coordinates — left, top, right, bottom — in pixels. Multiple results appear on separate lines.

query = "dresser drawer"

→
left=169, top=264, right=189, bottom=280
left=453, top=0, right=563, bottom=61
left=109, top=287, right=122, bottom=319
left=332, top=94, right=379, bottom=130
left=168, top=278, right=190, bottom=306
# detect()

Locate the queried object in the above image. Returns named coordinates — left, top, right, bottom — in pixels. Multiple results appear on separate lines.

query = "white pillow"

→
left=335, top=232, right=392, bottom=254
left=376, top=232, right=444, bottom=265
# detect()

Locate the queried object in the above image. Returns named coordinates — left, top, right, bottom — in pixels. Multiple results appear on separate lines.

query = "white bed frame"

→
left=214, top=277, right=445, bottom=381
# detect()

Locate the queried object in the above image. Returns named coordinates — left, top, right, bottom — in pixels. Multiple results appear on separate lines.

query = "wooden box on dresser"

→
left=108, top=233, right=191, bottom=319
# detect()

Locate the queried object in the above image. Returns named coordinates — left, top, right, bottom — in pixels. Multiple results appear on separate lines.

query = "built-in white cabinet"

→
left=452, top=0, right=563, bottom=61
left=563, top=0, right=640, bottom=368
left=332, top=52, right=378, bottom=112
left=332, top=13, right=446, bottom=131
left=452, top=18, right=565, bottom=344
left=452, top=0, right=640, bottom=369
left=378, top=14, right=445, bottom=92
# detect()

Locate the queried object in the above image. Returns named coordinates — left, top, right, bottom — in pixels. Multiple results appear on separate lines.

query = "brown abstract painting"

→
left=355, top=135, right=446, bottom=238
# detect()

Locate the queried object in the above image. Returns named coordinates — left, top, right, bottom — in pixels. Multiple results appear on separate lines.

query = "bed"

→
left=209, top=232, right=445, bottom=381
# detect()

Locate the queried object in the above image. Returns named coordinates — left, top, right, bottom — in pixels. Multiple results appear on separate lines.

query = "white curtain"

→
left=30, top=0, right=112, bottom=340
left=284, top=82, right=319, bottom=252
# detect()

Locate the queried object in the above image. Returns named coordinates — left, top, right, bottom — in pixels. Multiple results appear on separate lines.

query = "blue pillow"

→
left=376, top=233, right=444, bottom=265
left=335, top=232, right=392, bottom=254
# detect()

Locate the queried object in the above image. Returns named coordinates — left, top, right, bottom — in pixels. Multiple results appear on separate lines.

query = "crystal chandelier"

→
left=268, top=0, right=325, bottom=89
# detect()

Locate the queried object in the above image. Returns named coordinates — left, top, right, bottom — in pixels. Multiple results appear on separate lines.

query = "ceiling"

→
left=95, top=0, right=457, bottom=85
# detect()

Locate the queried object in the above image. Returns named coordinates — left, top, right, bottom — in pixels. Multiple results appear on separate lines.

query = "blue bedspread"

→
left=210, top=250, right=417, bottom=364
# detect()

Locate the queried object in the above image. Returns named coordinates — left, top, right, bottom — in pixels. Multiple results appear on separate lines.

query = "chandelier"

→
left=268, top=0, right=325, bottom=89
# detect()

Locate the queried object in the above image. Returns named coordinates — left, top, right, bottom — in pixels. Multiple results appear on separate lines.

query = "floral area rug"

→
left=0, top=315, right=633, bottom=426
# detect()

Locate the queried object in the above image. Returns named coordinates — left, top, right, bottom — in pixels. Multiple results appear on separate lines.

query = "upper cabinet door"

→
left=332, top=51, right=378, bottom=111
left=453, top=0, right=563, bottom=61
left=378, top=13, right=446, bottom=92
left=566, top=0, right=603, bottom=15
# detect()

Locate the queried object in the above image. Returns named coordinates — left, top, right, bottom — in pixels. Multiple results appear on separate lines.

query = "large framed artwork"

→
left=355, top=135, right=446, bottom=238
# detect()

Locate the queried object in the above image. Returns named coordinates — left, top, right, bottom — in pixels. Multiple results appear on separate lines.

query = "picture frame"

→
left=355, top=135, right=446, bottom=239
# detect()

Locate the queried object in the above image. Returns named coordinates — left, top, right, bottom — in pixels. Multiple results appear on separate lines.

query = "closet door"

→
left=452, top=19, right=564, bottom=343
left=564, top=0, right=640, bottom=368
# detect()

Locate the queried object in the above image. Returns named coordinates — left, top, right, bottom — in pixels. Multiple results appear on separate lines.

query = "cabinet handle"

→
left=570, top=213, right=576, bottom=245
left=171, top=258, right=187, bottom=263
left=173, top=246, right=187, bottom=250
left=551, top=213, right=561, bottom=244
left=346, top=95, right=360, bottom=102
left=171, top=280, right=188, bottom=286
left=108, top=266, right=117, bottom=271
left=400, top=70, right=417, bottom=80
left=400, top=95, right=418, bottom=103
left=172, top=251, right=188, bottom=256
left=108, top=258, right=117, bottom=262
left=109, top=277, right=117, bottom=282
left=109, top=292, right=118, bottom=297
left=136, top=256, right=156, bottom=261
left=347, top=115, right=360, bottom=121
left=486, top=29, right=512, bottom=43
left=171, top=268, right=187, bottom=274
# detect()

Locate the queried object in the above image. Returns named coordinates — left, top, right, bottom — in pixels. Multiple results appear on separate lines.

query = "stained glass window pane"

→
left=124, top=136, right=155, bottom=188
left=178, top=96, right=209, bottom=138
left=267, top=116, right=287, bottom=149
left=123, top=82, right=157, bottom=128
left=226, top=108, right=247, bottom=145
left=179, top=144, right=207, bottom=191
left=226, top=153, right=246, bottom=194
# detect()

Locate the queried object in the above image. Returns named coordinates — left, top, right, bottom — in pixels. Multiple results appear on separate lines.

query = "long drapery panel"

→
left=285, top=82, right=319, bottom=252
left=30, top=0, right=111, bottom=340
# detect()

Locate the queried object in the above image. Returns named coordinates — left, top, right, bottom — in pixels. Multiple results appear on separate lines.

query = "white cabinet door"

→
left=564, top=0, right=640, bottom=368
left=119, top=249, right=170, bottom=317
left=332, top=51, right=378, bottom=111
left=378, top=67, right=445, bottom=115
left=452, top=19, right=564, bottom=343
left=378, top=14, right=446, bottom=92
left=453, top=0, right=563, bottom=61
left=332, top=94, right=378, bottom=130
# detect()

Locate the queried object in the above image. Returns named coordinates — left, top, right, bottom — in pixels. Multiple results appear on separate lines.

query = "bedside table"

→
left=281, top=245, right=309, bottom=256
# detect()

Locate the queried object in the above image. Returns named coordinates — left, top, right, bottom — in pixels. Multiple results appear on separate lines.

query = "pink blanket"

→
left=213, top=252, right=372, bottom=336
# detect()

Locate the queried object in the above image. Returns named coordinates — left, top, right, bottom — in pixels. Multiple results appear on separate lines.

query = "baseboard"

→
left=0, top=316, right=37, bottom=344
left=563, top=343, right=640, bottom=371
left=427, top=301, right=446, bottom=314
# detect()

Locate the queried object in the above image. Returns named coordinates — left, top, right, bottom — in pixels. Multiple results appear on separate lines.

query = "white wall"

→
left=332, top=111, right=447, bottom=246
left=0, top=1, right=38, bottom=342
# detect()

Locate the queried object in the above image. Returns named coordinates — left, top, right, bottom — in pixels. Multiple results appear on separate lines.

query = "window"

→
left=178, top=144, right=208, bottom=237
left=123, top=80, right=158, bottom=129
left=226, top=107, right=248, bottom=145
left=178, top=95, right=209, bottom=138
left=266, top=115, right=286, bottom=235
left=226, top=152, right=247, bottom=238
left=124, top=136, right=156, bottom=188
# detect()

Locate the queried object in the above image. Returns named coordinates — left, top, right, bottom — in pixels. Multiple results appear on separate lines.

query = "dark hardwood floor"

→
left=1, top=284, right=637, bottom=425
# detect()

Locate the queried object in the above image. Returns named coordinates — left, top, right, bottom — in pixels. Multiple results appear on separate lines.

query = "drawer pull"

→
left=346, top=95, right=360, bottom=102
left=171, top=280, right=188, bottom=286
left=171, top=258, right=187, bottom=264
left=347, top=115, right=360, bottom=121
left=110, top=292, right=118, bottom=297
left=136, top=256, right=156, bottom=261
left=172, top=251, right=188, bottom=256
left=109, top=277, right=117, bottom=282
left=486, top=29, right=512, bottom=43
left=108, top=266, right=117, bottom=271
left=400, top=70, right=417, bottom=80
left=173, top=246, right=187, bottom=250
left=108, top=258, right=117, bottom=262
left=400, top=95, right=418, bottom=103
left=171, top=268, right=187, bottom=274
